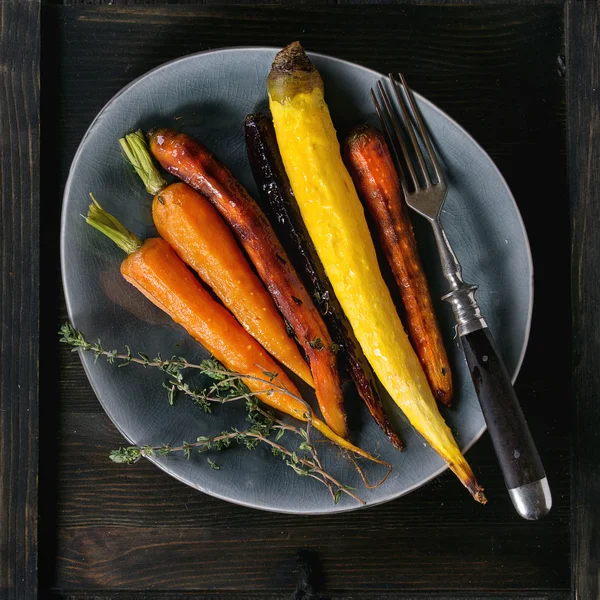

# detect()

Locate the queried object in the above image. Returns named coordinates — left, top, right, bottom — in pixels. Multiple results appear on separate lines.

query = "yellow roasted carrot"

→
left=267, top=42, right=485, bottom=503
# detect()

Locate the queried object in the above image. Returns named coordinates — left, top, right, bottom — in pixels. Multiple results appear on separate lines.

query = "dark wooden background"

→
left=4, top=0, right=600, bottom=598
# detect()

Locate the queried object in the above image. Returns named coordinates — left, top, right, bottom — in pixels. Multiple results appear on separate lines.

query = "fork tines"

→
left=371, top=74, right=445, bottom=193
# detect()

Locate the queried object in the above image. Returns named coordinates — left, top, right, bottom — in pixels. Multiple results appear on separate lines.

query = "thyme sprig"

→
left=60, top=323, right=310, bottom=417
left=59, top=322, right=365, bottom=504
left=109, top=401, right=362, bottom=504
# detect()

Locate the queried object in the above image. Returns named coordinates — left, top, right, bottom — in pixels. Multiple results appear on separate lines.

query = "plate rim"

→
left=60, top=45, right=534, bottom=515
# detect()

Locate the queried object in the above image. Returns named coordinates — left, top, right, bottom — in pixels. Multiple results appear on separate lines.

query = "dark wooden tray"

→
left=1, top=1, right=597, bottom=598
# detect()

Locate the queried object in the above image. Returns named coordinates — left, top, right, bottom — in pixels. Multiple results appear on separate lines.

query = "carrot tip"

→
left=473, top=488, right=488, bottom=505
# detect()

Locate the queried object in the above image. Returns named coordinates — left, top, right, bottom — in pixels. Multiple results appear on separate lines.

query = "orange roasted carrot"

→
left=119, top=131, right=313, bottom=387
left=344, top=126, right=453, bottom=406
left=149, top=129, right=348, bottom=439
left=84, top=196, right=378, bottom=461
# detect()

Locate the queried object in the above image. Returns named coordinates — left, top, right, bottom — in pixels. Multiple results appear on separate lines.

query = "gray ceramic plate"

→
left=61, top=47, right=532, bottom=514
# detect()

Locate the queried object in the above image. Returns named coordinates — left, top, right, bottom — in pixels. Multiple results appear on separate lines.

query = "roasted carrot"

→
left=344, top=126, right=453, bottom=406
left=267, top=41, right=485, bottom=503
left=119, top=131, right=313, bottom=387
left=244, top=112, right=403, bottom=450
left=84, top=195, right=378, bottom=461
left=149, top=129, right=348, bottom=439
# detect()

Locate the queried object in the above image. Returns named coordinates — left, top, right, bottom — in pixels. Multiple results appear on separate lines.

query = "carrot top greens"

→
left=84, top=194, right=142, bottom=255
left=119, top=130, right=167, bottom=196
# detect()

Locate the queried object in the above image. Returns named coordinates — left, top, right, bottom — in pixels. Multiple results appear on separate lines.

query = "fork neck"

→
left=431, top=219, right=487, bottom=336
left=431, top=221, right=464, bottom=290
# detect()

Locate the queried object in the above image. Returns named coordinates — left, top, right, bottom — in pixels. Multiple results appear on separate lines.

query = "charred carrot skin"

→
left=244, top=112, right=403, bottom=450
left=149, top=129, right=348, bottom=439
left=344, top=126, right=453, bottom=406
left=152, top=182, right=314, bottom=387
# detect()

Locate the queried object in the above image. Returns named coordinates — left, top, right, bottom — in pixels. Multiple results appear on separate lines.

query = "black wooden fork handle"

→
left=461, top=327, right=551, bottom=519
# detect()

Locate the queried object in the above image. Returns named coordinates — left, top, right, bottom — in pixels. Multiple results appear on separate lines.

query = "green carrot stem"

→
left=119, top=130, right=167, bottom=196
left=85, top=194, right=143, bottom=255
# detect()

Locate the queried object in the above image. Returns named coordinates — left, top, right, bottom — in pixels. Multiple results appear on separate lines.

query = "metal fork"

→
left=372, top=74, right=551, bottom=520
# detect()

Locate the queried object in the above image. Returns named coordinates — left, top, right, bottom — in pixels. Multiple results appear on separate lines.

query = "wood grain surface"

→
left=37, top=2, right=573, bottom=598
left=0, top=2, right=40, bottom=599
left=49, top=593, right=570, bottom=600
left=568, top=2, right=600, bottom=600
